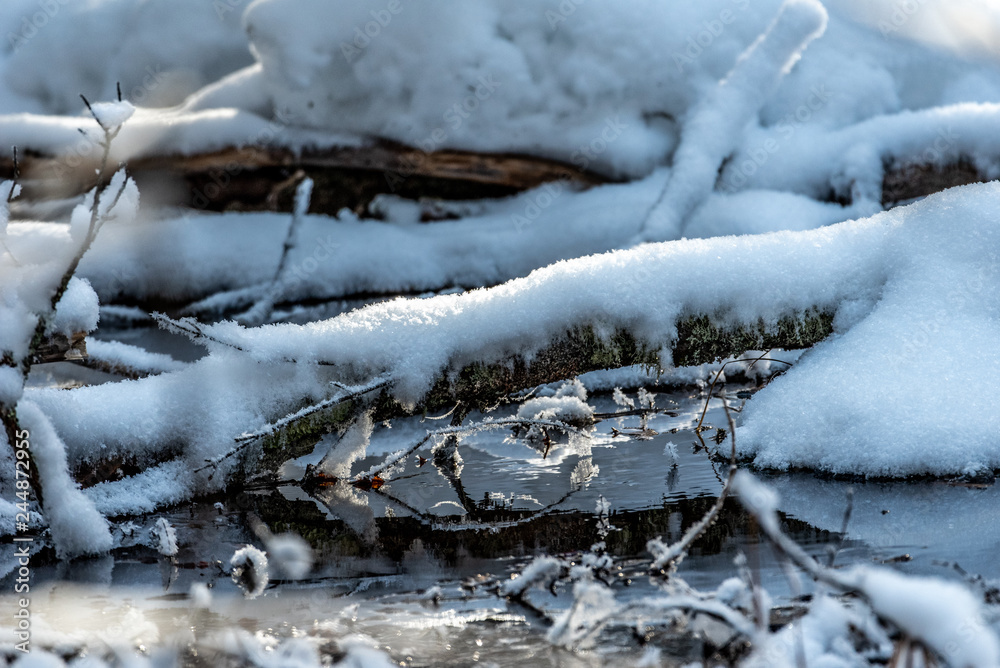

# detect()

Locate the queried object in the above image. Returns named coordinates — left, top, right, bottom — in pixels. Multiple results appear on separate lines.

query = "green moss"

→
left=255, top=398, right=355, bottom=471
left=248, top=309, right=835, bottom=475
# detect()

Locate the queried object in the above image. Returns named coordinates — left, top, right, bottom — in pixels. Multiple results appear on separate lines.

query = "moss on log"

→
left=252, top=309, right=834, bottom=471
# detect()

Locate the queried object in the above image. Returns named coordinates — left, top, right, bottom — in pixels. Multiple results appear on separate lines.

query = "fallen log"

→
left=881, top=159, right=988, bottom=207
left=252, top=311, right=834, bottom=471
left=5, top=137, right=991, bottom=220
left=3, top=141, right=605, bottom=216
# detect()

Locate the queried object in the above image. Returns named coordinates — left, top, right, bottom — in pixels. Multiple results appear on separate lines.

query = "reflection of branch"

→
left=354, top=417, right=589, bottom=481
left=649, top=396, right=737, bottom=574
left=196, top=375, right=391, bottom=473
left=368, top=481, right=580, bottom=533
left=619, top=596, right=755, bottom=638
left=592, top=407, right=678, bottom=420
left=696, top=354, right=793, bottom=431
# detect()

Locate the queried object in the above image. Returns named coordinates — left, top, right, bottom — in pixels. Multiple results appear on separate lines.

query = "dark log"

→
left=2, top=141, right=606, bottom=216
left=881, top=159, right=988, bottom=207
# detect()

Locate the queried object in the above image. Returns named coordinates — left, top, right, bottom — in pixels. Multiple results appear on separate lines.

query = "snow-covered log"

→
left=16, top=177, right=996, bottom=526
left=2, top=141, right=601, bottom=212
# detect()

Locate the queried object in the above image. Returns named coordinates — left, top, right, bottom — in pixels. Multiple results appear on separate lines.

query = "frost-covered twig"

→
left=153, top=312, right=339, bottom=366
left=152, top=313, right=255, bottom=353
left=72, top=338, right=186, bottom=379
left=2, top=91, right=136, bottom=517
left=0, top=147, right=21, bottom=265
left=735, top=472, right=1000, bottom=667
left=619, top=595, right=757, bottom=639
left=695, top=354, right=793, bottom=433
left=356, top=416, right=588, bottom=481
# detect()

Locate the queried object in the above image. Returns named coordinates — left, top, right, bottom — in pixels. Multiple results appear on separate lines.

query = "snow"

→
left=0, top=0, right=253, bottom=114
left=18, top=401, right=112, bottom=559
left=546, top=580, right=618, bottom=648
left=516, top=379, right=594, bottom=426
left=86, top=339, right=186, bottom=375
left=233, top=0, right=1000, bottom=181
left=640, top=0, right=828, bottom=242
left=48, top=277, right=99, bottom=338
left=230, top=545, right=269, bottom=598
left=9, top=180, right=994, bottom=518
left=265, top=533, right=313, bottom=580
left=2, top=8, right=1000, bottom=661
left=150, top=517, right=178, bottom=557
left=743, top=595, right=873, bottom=668
left=189, top=582, right=212, bottom=609
left=0, top=366, right=23, bottom=407
left=500, top=556, right=562, bottom=597
left=856, top=567, right=1000, bottom=668
left=89, top=100, right=135, bottom=130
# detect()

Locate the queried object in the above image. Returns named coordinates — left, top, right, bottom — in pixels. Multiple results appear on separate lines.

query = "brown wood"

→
left=31, top=331, right=87, bottom=365
left=1, top=141, right=605, bottom=215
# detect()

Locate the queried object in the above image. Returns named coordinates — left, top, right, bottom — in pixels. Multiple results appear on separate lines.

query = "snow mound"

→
left=1, top=0, right=253, bottom=114
left=49, top=277, right=99, bottom=338
left=856, top=567, right=1000, bottom=668
left=236, top=0, right=1000, bottom=177
left=737, top=183, right=1000, bottom=477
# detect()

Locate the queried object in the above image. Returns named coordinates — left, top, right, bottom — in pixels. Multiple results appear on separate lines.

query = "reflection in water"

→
left=1, top=390, right=997, bottom=665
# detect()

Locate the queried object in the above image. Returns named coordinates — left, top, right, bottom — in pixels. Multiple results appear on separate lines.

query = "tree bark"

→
left=4, top=142, right=604, bottom=216
left=30, top=332, right=88, bottom=365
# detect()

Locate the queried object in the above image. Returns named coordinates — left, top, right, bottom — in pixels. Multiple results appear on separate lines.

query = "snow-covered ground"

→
left=3, top=0, right=1000, bottom=665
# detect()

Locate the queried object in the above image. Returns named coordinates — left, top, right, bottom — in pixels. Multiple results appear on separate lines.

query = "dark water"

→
left=5, top=325, right=999, bottom=665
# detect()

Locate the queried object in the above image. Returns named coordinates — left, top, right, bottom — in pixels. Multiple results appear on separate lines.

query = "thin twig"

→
left=696, top=355, right=793, bottom=431
left=196, top=375, right=392, bottom=473
left=827, top=487, right=854, bottom=568
left=2, top=147, right=22, bottom=266
left=649, top=396, right=738, bottom=574
left=237, top=174, right=311, bottom=325
left=1, top=97, right=131, bottom=511
left=153, top=313, right=339, bottom=366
